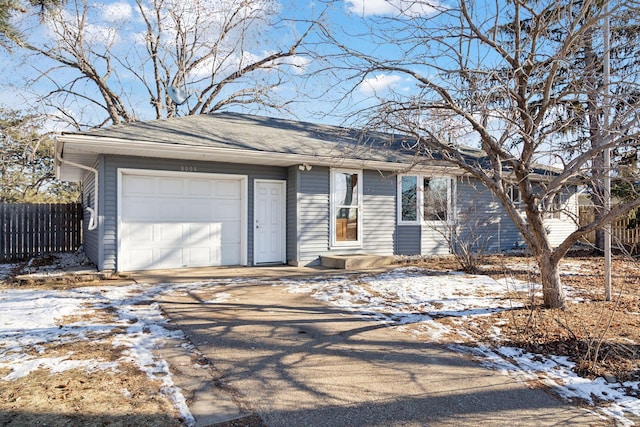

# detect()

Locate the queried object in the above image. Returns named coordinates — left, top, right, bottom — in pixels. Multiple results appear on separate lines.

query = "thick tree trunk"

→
left=538, top=255, right=566, bottom=309
left=520, top=179, right=567, bottom=309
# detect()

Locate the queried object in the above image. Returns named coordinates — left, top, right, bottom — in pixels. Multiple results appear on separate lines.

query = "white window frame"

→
left=330, top=168, right=363, bottom=248
left=508, top=184, right=522, bottom=207
left=544, top=193, right=564, bottom=220
left=397, top=174, right=454, bottom=225
left=397, top=175, right=420, bottom=225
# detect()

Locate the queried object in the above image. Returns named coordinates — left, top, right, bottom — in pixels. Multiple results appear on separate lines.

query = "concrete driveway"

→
left=157, top=272, right=607, bottom=427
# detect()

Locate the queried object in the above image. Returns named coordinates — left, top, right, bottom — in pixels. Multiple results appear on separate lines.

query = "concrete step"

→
left=321, top=254, right=395, bottom=269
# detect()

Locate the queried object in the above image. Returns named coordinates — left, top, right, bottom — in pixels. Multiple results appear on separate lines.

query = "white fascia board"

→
left=58, top=134, right=463, bottom=175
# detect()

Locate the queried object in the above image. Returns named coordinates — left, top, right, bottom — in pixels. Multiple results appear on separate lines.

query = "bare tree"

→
left=15, top=0, right=316, bottom=127
left=322, top=0, right=640, bottom=308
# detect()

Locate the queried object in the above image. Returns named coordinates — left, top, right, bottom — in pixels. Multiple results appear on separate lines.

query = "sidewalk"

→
left=159, top=279, right=607, bottom=427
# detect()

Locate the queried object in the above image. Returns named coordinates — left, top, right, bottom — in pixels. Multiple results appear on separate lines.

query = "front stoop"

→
left=321, top=254, right=395, bottom=269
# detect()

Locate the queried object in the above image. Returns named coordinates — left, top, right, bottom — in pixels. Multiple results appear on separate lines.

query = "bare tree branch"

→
left=14, top=0, right=318, bottom=126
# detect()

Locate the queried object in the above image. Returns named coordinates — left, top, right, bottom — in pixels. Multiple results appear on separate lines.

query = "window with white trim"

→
left=400, top=175, right=419, bottom=223
left=508, top=185, right=522, bottom=207
left=398, top=175, right=453, bottom=224
left=331, top=169, right=362, bottom=246
left=423, top=177, right=450, bottom=220
left=546, top=193, right=563, bottom=219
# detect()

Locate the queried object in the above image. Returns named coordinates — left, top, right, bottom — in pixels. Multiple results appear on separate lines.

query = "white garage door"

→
left=119, top=171, right=245, bottom=271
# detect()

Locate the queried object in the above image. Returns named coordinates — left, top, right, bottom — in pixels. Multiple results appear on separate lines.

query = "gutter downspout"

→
left=56, top=150, right=99, bottom=231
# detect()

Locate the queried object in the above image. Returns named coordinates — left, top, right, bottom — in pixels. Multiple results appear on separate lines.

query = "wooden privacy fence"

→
left=579, top=206, right=640, bottom=251
left=0, top=203, right=82, bottom=262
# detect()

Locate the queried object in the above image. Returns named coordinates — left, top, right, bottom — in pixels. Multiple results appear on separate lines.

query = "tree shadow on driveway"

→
left=159, top=282, right=608, bottom=427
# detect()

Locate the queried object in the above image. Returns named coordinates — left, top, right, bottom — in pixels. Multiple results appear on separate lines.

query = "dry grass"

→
left=0, top=284, right=188, bottom=427
left=421, top=254, right=640, bottom=388
left=0, top=362, right=183, bottom=426
left=0, top=333, right=185, bottom=426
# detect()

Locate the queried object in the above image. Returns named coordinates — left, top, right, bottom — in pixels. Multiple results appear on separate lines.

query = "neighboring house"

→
left=54, top=113, right=579, bottom=271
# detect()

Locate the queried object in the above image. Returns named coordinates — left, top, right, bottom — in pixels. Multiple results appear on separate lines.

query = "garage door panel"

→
left=221, top=220, right=241, bottom=243
left=215, top=200, right=242, bottom=220
left=159, top=178, right=184, bottom=195
left=189, top=180, right=213, bottom=197
left=157, top=201, right=184, bottom=220
left=216, top=180, right=241, bottom=197
left=123, top=248, right=154, bottom=269
left=221, top=243, right=241, bottom=265
left=123, top=222, right=154, bottom=243
left=190, top=200, right=217, bottom=220
left=157, top=248, right=184, bottom=268
left=123, top=198, right=156, bottom=220
left=158, top=223, right=184, bottom=243
left=187, top=223, right=219, bottom=243
left=124, top=176, right=155, bottom=195
left=120, top=173, right=243, bottom=271
left=186, top=248, right=217, bottom=267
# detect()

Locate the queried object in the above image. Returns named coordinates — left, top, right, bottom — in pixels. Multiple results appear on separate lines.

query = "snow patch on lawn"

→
left=2, top=356, right=119, bottom=381
left=0, top=264, right=17, bottom=282
left=0, top=279, right=232, bottom=426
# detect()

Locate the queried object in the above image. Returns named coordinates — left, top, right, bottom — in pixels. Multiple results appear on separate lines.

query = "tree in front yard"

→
left=322, top=0, right=640, bottom=308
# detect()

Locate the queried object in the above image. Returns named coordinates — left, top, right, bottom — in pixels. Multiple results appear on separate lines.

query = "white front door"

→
left=254, top=180, right=286, bottom=264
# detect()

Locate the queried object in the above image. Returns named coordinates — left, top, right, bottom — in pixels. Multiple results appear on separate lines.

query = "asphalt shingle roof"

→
left=63, top=112, right=558, bottom=178
left=69, top=112, right=454, bottom=166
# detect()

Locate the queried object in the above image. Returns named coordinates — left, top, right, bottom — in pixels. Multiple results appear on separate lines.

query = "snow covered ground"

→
left=1, top=260, right=638, bottom=426
left=0, top=280, right=207, bottom=425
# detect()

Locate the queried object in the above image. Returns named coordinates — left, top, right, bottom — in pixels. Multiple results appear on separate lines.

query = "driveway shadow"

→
left=159, top=282, right=607, bottom=427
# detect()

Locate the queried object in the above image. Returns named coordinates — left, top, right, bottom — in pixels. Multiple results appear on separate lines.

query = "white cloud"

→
left=278, top=55, right=311, bottom=74
left=188, top=49, right=308, bottom=81
left=100, top=2, right=133, bottom=22
left=85, top=24, right=120, bottom=45
left=345, top=0, right=439, bottom=17
left=359, top=74, right=402, bottom=95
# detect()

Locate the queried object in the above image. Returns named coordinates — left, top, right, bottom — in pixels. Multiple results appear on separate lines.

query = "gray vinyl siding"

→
left=421, top=226, right=451, bottom=255
left=286, top=166, right=299, bottom=264
left=81, top=159, right=100, bottom=268
left=100, top=155, right=286, bottom=271
left=395, top=226, right=421, bottom=255
left=454, top=179, right=580, bottom=253
left=297, top=166, right=330, bottom=265
left=362, top=170, right=395, bottom=255
left=455, top=178, right=523, bottom=252
left=102, top=156, right=117, bottom=271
